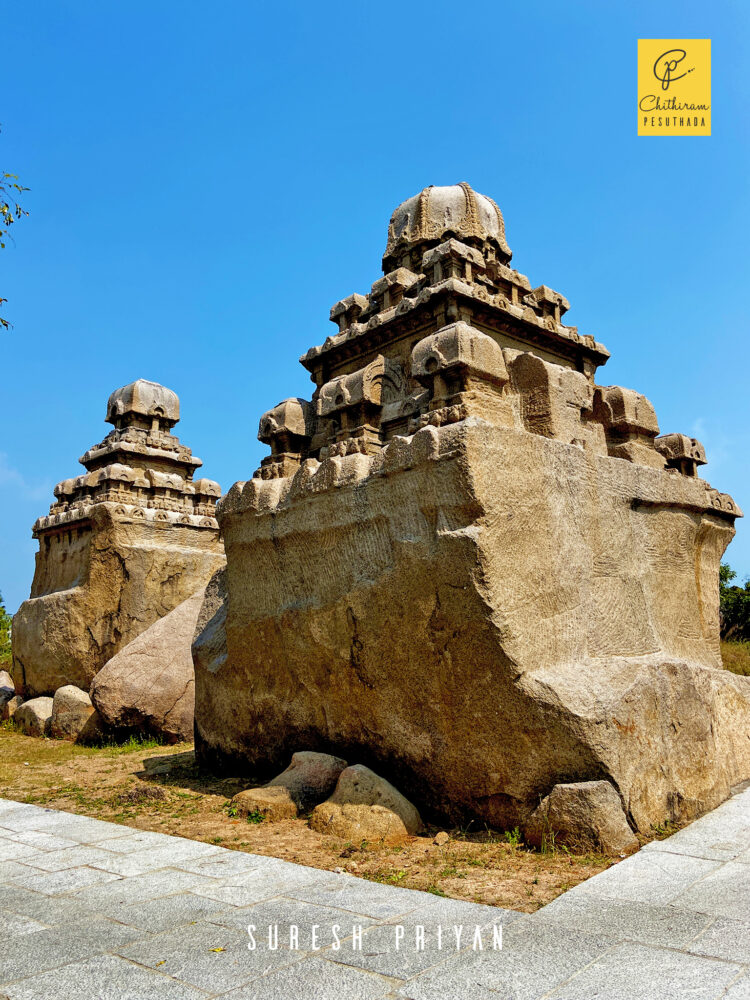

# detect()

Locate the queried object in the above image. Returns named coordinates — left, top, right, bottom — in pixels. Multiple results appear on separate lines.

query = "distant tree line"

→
left=720, top=564, right=750, bottom=642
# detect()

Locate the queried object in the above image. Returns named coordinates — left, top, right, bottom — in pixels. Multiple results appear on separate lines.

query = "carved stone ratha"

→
left=13, top=380, right=225, bottom=695
left=193, top=184, right=749, bottom=831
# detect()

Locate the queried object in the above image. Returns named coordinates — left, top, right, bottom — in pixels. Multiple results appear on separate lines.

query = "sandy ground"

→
left=0, top=725, right=624, bottom=912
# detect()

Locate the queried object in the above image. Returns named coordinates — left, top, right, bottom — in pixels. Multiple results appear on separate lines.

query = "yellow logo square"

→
left=638, top=39, right=711, bottom=136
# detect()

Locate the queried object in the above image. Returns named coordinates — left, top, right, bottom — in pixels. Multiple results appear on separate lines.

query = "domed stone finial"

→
left=382, top=182, right=512, bottom=272
left=106, top=379, right=180, bottom=428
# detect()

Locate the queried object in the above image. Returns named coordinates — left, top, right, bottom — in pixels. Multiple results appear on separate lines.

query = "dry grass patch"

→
left=0, top=725, right=618, bottom=911
left=722, top=641, right=750, bottom=676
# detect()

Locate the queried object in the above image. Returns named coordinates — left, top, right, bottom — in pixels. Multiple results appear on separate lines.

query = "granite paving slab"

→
left=115, top=891, right=239, bottom=934
left=529, top=890, right=712, bottom=949
left=0, top=915, right=148, bottom=985
left=544, top=941, right=743, bottom=999
left=114, top=920, right=301, bottom=993
left=687, top=916, right=750, bottom=964
left=669, top=860, right=750, bottom=921
left=0, top=787, right=747, bottom=999
left=207, top=894, right=380, bottom=947
left=217, top=955, right=399, bottom=1000
left=0, top=953, right=210, bottom=1000
left=0, top=910, right=48, bottom=937
left=723, top=973, right=750, bottom=999
left=395, top=921, right=613, bottom=1000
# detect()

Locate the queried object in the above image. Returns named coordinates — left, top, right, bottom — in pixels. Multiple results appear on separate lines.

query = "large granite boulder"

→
left=12, top=380, right=224, bottom=697
left=310, top=765, right=422, bottom=843
left=91, top=588, right=208, bottom=742
left=14, top=697, right=53, bottom=737
left=193, top=183, right=750, bottom=834
left=524, top=780, right=639, bottom=856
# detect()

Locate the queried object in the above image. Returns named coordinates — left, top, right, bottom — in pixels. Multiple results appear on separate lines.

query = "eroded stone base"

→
left=194, top=419, right=750, bottom=831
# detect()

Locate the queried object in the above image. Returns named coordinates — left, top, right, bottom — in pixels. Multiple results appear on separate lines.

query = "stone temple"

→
left=13, top=380, right=225, bottom=696
left=192, top=182, right=750, bottom=833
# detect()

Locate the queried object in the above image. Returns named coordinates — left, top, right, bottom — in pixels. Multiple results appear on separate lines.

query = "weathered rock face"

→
left=13, top=380, right=225, bottom=696
left=91, top=589, right=206, bottom=742
left=14, top=697, right=53, bottom=737
left=50, top=685, right=104, bottom=743
left=0, top=670, right=15, bottom=712
left=191, top=567, right=227, bottom=687
left=310, top=765, right=422, bottom=843
left=524, top=780, right=639, bottom=856
left=231, top=751, right=348, bottom=821
left=194, top=183, right=749, bottom=833
left=267, top=751, right=348, bottom=810
left=232, top=786, right=299, bottom=822
left=2, top=695, right=23, bottom=721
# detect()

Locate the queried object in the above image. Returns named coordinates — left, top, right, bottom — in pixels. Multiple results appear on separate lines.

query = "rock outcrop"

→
left=524, top=780, right=639, bottom=856
left=90, top=589, right=205, bottom=742
left=193, top=183, right=749, bottom=832
left=310, top=765, right=422, bottom=843
left=14, top=697, right=53, bottom=737
left=12, top=380, right=225, bottom=696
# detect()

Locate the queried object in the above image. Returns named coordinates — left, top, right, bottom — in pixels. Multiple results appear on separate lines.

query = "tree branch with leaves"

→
left=1, top=140, right=29, bottom=330
left=720, top=563, right=750, bottom=642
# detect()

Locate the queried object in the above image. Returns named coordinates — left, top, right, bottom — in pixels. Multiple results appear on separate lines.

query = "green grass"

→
left=503, top=826, right=522, bottom=849
left=426, top=885, right=448, bottom=897
left=95, top=734, right=167, bottom=754
left=0, top=723, right=166, bottom=754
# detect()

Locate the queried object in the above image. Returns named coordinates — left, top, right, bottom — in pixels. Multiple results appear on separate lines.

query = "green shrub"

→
left=720, top=564, right=750, bottom=642
left=0, top=592, right=11, bottom=668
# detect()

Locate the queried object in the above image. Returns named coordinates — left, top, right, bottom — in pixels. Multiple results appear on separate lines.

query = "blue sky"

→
left=1, top=0, right=748, bottom=612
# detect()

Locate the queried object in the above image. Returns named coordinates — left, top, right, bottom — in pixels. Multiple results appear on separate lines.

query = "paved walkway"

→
left=0, top=786, right=749, bottom=1000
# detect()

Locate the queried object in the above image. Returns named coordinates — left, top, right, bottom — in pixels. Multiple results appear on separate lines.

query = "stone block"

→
left=396, top=921, right=611, bottom=1000
left=572, top=850, right=720, bottom=906
left=0, top=917, right=146, bottom=987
